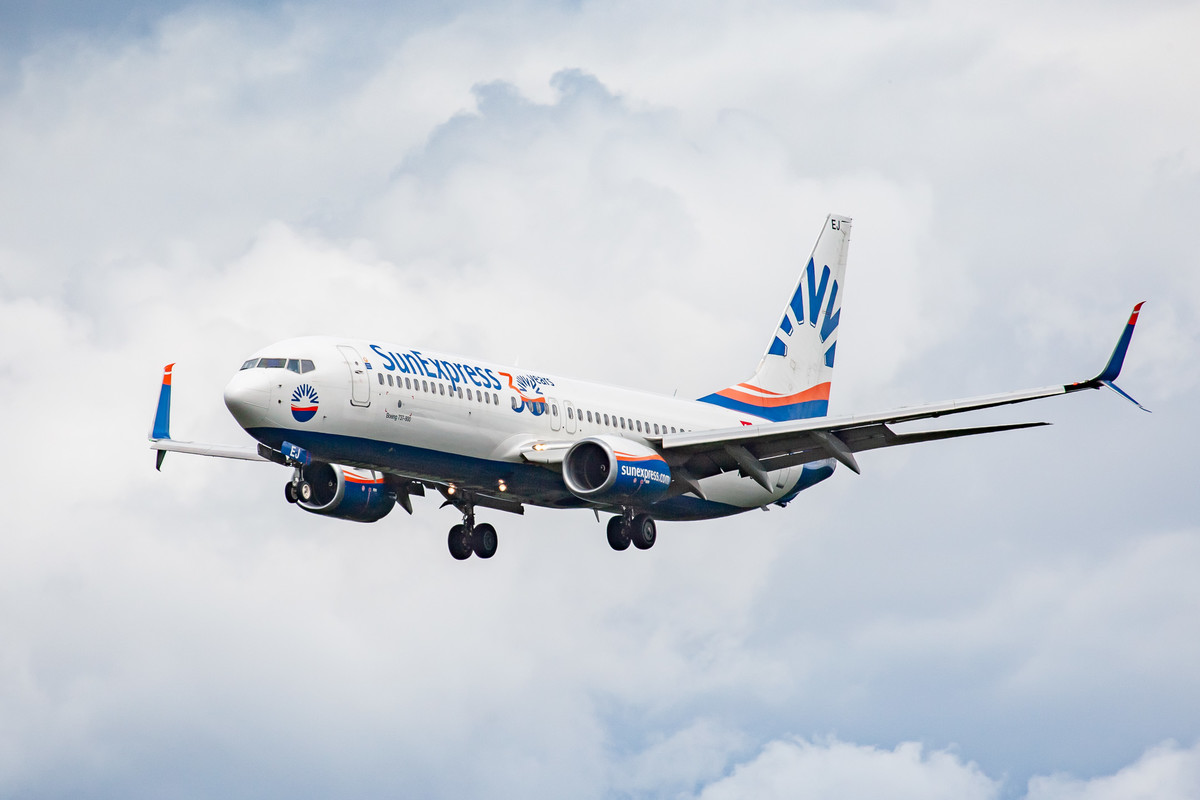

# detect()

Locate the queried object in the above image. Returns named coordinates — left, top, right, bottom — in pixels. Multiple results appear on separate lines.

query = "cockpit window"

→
left=241, top=356, right=316, bottom=371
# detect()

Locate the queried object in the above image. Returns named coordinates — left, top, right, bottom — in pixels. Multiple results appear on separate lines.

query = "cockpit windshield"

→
left=240, top=358, right=316, bottom=373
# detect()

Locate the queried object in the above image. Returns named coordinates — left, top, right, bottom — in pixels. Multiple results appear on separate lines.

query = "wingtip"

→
left=1093, top=302, right=1145, bottom=385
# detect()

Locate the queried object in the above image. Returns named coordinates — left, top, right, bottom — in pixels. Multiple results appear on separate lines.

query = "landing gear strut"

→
left=607, top=509, right=656, bottom=552
left=446, top=500, right=499, bottom=561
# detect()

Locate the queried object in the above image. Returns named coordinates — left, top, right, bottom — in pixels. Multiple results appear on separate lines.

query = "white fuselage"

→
left=222, top=336, right=834, bottom=520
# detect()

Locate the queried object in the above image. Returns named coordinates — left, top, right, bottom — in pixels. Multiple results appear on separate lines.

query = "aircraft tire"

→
left=448, top=524, right=473, bottom=560
left=299, top=481, right=313, bottom=503
left=284, top=482, right=298, bottom=504
left=630, top=514, right=656, bottom=550
left=473, top=523, right=498, bottom=559
left=606, top=516, right=631, bottom=551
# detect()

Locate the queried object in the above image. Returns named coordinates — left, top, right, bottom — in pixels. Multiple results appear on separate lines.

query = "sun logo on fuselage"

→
left=291, top=384, right=319, bottom=422
left=767, top=257, right=841, bottom=368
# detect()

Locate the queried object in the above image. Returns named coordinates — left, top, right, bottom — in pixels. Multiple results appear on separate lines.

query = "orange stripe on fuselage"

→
left=344, top=472, right=385, bottom=485
left=717, top=381, right=830, bottom=408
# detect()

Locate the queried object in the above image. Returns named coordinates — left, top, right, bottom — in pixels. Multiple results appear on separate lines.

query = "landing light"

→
left=447, top=484, right=456, bottom=496
left=498, top=480, right=508, bottom=493
left=532, top=443, right=546, bottom=451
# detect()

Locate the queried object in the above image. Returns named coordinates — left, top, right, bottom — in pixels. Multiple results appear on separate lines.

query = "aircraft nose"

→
left=224, top=369, right=270, bottom=428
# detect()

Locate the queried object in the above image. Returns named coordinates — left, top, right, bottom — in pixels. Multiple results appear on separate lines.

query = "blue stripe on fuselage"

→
left=245, top=427, right=747, bottom=521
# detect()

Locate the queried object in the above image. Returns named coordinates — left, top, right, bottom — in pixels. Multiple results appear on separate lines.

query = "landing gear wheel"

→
left=284, top=482, right=298, bottom=504
left=606, top=516, right=631, bottom=551
left=448, top=524, right=474, bottom=560
left=630, top=514, right=656, bottom=550
left=298, top=481, right=313, bottom=503
left=472, top=523, right=498, bottom=559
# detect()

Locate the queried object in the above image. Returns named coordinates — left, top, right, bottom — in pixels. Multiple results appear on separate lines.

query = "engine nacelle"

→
left=298, top=462, right=395, bottom=522
left=562, top=436, right=671, bottom=503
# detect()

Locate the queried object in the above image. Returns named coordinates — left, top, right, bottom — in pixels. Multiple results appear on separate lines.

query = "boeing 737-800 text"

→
left=149, top=215, right=1145, bottom=560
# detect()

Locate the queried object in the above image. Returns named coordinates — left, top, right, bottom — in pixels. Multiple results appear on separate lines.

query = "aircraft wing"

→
left=149, top=363, right=270, bottom=469
left=151, top=438, right=267, bottom=462
left=656, top=303, right=1146, bottom=491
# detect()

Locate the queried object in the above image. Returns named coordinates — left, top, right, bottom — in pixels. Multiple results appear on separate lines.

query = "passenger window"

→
left=552, top=405, right=559, bottom=416
left=671, top=426, right=676, bottom=433
left=439, top=384, right=445, bottom=395
left=635, top=420, right=642, bottom=432
left=620, top=418, right=626, bottom=430
left=586, top=410, right=593, bottom=423
left=485, top=392, right=491, bottom=404
left=603, top=414, right=609, bottom=426
left=422, top=380, right=428, bottom=392
left=567, top=407, right=574, bottom=420
left=653, top=423, right=660, bottom=435
left=387, top=375, right=394, bottom=386
left=405, top=377, right=411, bottom=389
left=467, top=389, right=473, bottom=400
left=377, top=373, right=384, bottom=385
left=458, top=387, right=463, bottom=399
left=301, top=359, right=315, bottom=373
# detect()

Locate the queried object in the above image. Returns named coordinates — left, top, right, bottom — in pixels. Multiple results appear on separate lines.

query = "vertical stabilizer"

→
left=699, top=214, right=851, bottom=421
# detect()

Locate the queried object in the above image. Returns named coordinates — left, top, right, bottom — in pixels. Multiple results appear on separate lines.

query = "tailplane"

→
left=699, top=214, right=852, bottom=421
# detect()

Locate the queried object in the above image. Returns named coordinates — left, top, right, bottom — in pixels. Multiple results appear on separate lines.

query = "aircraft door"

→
left=564, top=399, right=577, bottom=434
left=337, top=345, right=371, bottom=407
left=548, top=397, right=561, bottom=432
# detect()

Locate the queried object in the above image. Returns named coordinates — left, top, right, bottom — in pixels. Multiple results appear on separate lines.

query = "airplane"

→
left=149, top=214, right=1146, bottom=560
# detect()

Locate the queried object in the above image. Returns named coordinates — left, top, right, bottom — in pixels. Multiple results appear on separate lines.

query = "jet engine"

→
left=562, top=436, right=671, bottom=503
left=296, top=462, right=395, bottom=522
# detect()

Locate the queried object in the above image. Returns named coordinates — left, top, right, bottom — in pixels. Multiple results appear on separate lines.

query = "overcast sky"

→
left=1, top=1, right=1198, bottom=797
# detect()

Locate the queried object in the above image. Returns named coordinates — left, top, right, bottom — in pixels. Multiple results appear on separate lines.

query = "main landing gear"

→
left=284, top=474, right=312, bottom=504
left=447, top=504, right=498, bottom=561
left=606, top=510, right=656, bottom=552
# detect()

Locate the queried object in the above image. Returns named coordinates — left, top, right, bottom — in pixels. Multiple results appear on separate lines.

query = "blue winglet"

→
left=1089, top=303, right=1148, bottom=412
left=152, top=363, right=174, bottom=440
left=1096, top=302, right=1143, bottom=383
left=151, top=364, right=174, bottom=469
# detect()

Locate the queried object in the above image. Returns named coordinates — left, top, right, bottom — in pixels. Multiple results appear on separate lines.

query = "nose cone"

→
left=224, top=369, right=271, bottom=429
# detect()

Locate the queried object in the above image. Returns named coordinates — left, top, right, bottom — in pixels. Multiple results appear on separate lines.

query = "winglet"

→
left=1096, top=302, right=1143, bottom=383
left=151, top=364, right=174, bottom=469
left=1082, top=303, right=1148, bottom=411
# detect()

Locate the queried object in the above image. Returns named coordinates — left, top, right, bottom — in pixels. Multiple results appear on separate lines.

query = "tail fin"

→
left=699, top=214, right=851, bottom=421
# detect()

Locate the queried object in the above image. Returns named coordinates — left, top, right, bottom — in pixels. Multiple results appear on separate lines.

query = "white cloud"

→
left=693, top=738, right=999, bottom=800
left=1027, top=741, right=1200, bottom=800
